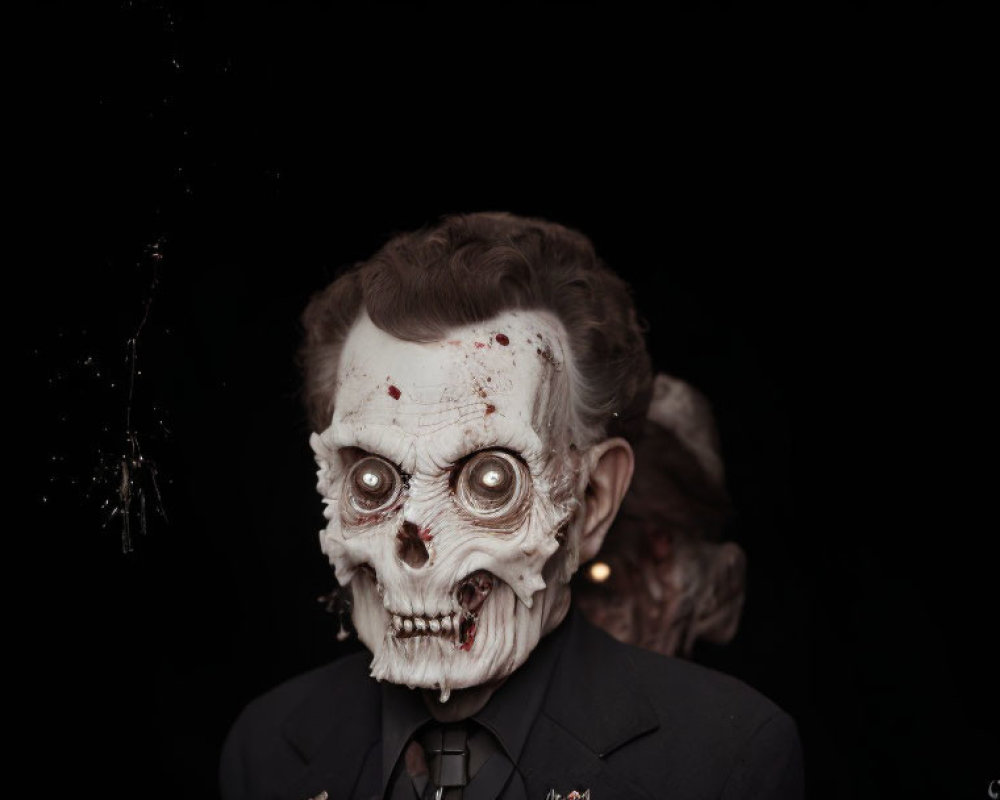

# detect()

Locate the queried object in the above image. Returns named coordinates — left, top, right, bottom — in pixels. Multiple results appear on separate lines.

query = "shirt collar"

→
left=380, top=678, right=430, bottom=792
left=379, top=607, right=575, bottom=792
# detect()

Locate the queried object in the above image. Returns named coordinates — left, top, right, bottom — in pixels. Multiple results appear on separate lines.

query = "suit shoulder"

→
left=580, top=620, right=798, bottom=753
left=218, top=651, right=373, bottom=800
left=228, top=649, right=371, bottom=735
left=588, top=631, right=803, bottom=797
left=627, top=642, right=789, bottom=727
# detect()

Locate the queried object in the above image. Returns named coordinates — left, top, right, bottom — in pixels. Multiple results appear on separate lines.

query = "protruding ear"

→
left=578, top=437, right=635, bottom=563
left=686, top=542, right=747, bottom=651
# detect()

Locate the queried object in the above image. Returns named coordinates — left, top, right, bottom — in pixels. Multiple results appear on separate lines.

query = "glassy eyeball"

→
left=455, top=450, right=528, bottom=518
left=346, top=456, right=401, bottom=513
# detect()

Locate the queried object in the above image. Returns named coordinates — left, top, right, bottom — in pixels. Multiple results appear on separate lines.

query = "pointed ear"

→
left=578, top=437, right=635, bottom=563
left=688, top=542, right=747, bottom=649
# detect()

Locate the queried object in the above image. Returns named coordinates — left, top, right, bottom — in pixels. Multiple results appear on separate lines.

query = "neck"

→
left=420, top=675, right=510, bottom=722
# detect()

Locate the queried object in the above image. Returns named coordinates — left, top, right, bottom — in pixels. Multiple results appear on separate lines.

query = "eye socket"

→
left=454, top=450, right=529, bottom=519
left=346, top=455, right=402, bottom=513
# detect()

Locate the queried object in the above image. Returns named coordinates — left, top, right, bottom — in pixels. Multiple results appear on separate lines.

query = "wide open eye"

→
left=454, top=450, right=529, bottom=519
left=346, top=455, right=402, bottom=513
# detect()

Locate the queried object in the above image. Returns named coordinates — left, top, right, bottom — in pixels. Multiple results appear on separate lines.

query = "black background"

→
left=22, top=5, right=995, bottom=799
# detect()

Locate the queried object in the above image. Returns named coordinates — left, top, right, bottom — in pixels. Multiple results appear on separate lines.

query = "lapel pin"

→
left=546, top=791, right=590, bottom=800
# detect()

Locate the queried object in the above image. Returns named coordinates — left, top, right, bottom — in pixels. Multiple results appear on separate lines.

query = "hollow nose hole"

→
left=396, top=521, right=429, bottom=568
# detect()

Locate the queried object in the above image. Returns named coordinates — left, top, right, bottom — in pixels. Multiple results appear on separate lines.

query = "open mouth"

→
left=386, top=569, right=495, bottom=651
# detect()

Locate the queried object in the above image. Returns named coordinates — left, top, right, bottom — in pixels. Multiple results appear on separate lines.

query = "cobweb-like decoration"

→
left=97, top=238, right=169, bottom=553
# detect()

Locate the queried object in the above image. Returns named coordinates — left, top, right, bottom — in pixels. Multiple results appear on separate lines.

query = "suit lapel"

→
left=519, top=715, right=654, bottom=800
left=518, top=608, right=659, bottom=800
left=278, top=652, right=383, bottom=800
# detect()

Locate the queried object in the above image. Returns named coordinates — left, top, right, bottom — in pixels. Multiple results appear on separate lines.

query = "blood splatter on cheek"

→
left=388, top=385, right=401, bottom=399
left=495, top=333, right=509, bottom=346
left=485, top=404, right=496, bottom=415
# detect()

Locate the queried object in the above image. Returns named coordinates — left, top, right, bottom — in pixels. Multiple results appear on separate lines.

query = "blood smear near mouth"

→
left=459, top=621, right=477, bottom=651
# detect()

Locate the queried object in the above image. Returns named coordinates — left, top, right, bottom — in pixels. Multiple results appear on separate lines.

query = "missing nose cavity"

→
left=396, top=520, right=429, bottom=568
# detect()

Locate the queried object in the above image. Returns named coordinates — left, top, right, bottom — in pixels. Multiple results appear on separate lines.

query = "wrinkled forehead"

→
left=325, top=308, right=572, bottom=472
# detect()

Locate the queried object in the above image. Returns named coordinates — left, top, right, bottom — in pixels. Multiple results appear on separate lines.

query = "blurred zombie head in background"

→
left=573, top=373, right=747, bottom=658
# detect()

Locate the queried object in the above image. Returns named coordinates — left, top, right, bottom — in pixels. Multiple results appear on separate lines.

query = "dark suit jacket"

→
left=220, top=606, right=803, bottom=800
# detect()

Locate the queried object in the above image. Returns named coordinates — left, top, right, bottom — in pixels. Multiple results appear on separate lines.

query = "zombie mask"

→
left=309, top=308, right=594, bottom=701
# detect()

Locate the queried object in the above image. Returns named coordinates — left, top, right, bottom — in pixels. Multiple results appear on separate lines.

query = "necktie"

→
left=413, top=720, right=468, bottom=800
left=399, top=718, right=508, bottom=800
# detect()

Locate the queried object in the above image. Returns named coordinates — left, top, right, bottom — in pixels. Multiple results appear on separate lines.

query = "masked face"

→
left=309, top=309, right=588, bottom=700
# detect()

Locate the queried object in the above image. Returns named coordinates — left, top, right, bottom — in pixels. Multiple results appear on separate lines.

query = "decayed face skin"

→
left=309, top=308, right=586, bottom=702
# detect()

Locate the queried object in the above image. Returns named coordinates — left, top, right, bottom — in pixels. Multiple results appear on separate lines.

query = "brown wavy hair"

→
left=296, top=211, right=653, bottom=447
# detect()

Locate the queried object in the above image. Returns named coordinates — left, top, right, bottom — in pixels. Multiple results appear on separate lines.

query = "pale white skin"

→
left=309, top=308, right=634, bottom=715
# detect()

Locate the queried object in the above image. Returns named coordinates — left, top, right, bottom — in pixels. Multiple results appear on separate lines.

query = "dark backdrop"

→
left=22, top=5, right=994, bottom=799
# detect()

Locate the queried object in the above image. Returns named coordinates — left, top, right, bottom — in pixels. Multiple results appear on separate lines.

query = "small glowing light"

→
left=481, top=468, right=502, bottom=488
left=587, top=561, right=611, bottom=583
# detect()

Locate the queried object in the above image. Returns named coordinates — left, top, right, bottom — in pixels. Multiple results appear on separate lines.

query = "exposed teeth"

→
left=389, top=611, right=461, bottom=638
